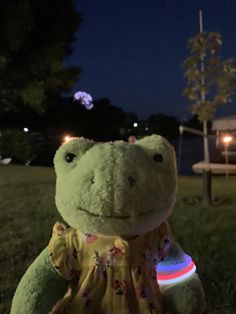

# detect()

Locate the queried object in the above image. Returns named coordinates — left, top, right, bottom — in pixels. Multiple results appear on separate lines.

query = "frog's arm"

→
left=11, top=247, right=69, bottom=314
left=156, top=225, right=206, bottom=314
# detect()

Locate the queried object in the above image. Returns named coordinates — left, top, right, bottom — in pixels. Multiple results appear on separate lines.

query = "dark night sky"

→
left=66, top=0, right=236, bottom=120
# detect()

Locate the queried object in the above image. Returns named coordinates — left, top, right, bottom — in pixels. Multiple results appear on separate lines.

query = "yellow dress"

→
left=48, top=222, right=171, bottom=314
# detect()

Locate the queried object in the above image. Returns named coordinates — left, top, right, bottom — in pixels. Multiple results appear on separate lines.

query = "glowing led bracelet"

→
left=157, top=263, right=196, bottom=285
left=157, top=254, right=192, bottom=273
left=157, top=261, right=195, bottom=280
left=156, top=253, right=197, bottom=285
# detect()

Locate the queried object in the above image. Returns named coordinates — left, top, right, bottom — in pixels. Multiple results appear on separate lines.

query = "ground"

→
left=0, top=165, right=235, bottom=313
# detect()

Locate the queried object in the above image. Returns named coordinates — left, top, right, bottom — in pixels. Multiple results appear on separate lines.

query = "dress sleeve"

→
left=156, top=222, right=196, bottom=286
left=48, top=222, right=76, bottom=280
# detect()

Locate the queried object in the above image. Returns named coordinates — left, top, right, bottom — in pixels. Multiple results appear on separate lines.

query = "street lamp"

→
left=133, top=122, right=138, bottom=128
left=222, top=135, right=233, bottom=144
left=222, top=135, right=233, bottom=177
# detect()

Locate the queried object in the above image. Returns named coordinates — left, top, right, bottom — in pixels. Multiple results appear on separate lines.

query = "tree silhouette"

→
left=0, top=0, right=81, bottom=113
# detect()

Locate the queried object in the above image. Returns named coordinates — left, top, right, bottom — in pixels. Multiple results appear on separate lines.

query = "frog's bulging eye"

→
left=153, top=153, right=163, bottom=162
left=65, top=153, right=76, bottom=163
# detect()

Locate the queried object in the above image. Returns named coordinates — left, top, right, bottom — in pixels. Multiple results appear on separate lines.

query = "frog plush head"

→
left=54, top=135, right=177, bottom=235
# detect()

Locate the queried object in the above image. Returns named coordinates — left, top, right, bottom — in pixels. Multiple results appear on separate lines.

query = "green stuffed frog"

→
left=11, top=135, right=206, bottom=314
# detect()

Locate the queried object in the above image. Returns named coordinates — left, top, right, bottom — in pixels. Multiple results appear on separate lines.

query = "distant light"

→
left=23, top=127, right=29, bottom=133
left=133, top=122, right=138, bottom=128
left=222, top=135, right=233, bottom=144
left=145, top=127, right=149, bottom=131
left=63, top=135, right=72, bottom=143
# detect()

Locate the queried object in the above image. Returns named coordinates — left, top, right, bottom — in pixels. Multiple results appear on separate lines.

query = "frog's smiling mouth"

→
left=77, top=207, right=153, bottom=219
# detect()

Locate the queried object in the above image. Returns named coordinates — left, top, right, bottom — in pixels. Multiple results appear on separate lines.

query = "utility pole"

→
left=199, top=10, right=212, bottom=206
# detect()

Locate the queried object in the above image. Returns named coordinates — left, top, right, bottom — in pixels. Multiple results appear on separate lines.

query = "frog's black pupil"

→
left=153, top=153, right=163, bottom=162
left=66, top=153, right=76, bottom=163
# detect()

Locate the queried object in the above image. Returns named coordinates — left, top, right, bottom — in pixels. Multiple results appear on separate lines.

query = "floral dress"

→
left=48, top=222, right=172, bottom=314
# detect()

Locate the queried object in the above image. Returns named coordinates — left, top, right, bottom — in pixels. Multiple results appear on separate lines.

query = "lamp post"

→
left=222, top=135, right=233, bottom=177
left=199, top=10, right=212, bottom=206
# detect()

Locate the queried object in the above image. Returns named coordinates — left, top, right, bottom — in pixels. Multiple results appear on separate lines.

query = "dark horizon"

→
left=65, top=0, right=236, bottom=120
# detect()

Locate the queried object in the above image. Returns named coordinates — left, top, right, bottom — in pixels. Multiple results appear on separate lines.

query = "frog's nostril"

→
left=128, top=176, right=136, bottom=188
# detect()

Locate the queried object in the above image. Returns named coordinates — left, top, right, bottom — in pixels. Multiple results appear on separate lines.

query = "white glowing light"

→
left=133, top=122, right=138, bottom=128
left=145, top=127, right=149, bottom=131
left=23, top=127, right=29, bottom=132
left=158, top=264, right=196, bottom=285
left=223, top=135, right=233, bottom=144
left=73, top=91, right=93, bottom=110
left=63, top=135, right=72, bottom=143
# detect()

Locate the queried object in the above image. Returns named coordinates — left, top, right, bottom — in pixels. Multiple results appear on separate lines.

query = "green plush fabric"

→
left=161, top=273, right=206, bottom=314
left=54, top=135, right=177, bottom=235
left=11, top=247, right=68, bottom=314
left=11, top=135, right=206, bottom=313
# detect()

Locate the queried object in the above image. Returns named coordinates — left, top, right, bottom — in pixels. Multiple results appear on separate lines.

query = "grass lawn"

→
left=0, top=165, right=236, bottom=313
